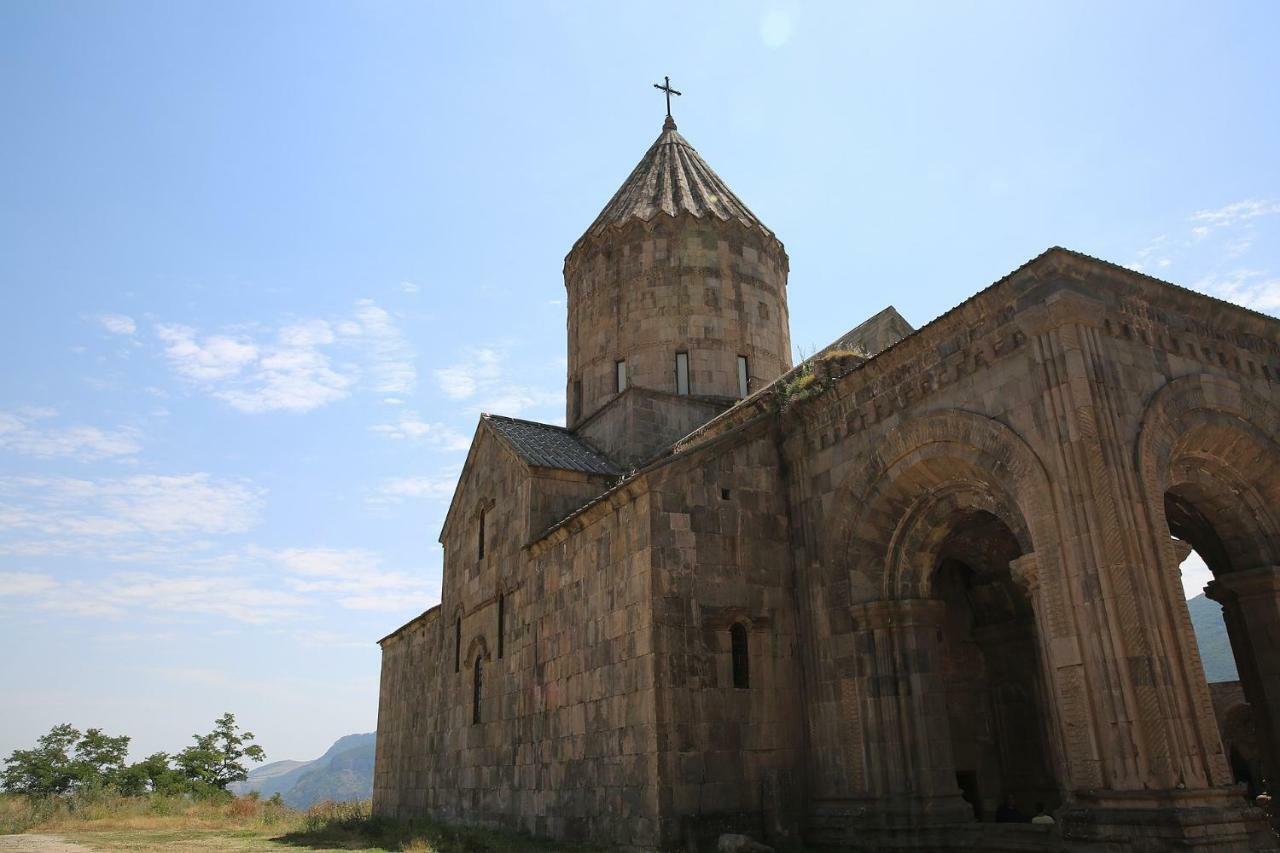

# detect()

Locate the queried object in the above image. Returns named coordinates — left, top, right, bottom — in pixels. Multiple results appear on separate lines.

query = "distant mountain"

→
left=230, top=732, right=375, bottom=808
left=1188, top=593, right=1239, bottom=683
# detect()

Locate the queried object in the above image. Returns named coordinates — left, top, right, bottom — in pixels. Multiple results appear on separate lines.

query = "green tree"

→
left=1, top=723, right=81, bottom=795
left=175, top=713, right=265, bottom=789
left=117, top=752, right=188, bottom=796
left=72, top=728, right=130, bottom=790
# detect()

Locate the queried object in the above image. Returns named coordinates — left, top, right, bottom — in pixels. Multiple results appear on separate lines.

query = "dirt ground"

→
left=0, top=838, right=95, bottom=853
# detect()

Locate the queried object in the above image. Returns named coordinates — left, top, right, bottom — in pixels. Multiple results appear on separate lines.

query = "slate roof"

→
left=577, top=117, right=774, bottom=246
left=483, top=414, right=621, bottom=476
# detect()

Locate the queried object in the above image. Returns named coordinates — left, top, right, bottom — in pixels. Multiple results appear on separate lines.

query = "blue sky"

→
left=2, top=1, right=1278, bottom=764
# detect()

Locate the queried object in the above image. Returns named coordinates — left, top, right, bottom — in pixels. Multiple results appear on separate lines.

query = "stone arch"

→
left=820, top=410, right=1074, bottom=810
left=1136, top=373, right=1280, bottom=571
left=1135, top=372, right=1280, bottom=787
left=834, top=409, right=1060, bottom=608
left=465, top=633, right=490, bottom=666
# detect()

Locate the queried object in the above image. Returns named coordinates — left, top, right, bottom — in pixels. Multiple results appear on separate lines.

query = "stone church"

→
left=373, top=110, right=1280, bottom=851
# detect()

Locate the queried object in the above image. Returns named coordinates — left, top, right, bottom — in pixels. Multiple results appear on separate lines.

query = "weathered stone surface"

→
left=716, top=833, right=774, bottom=853
left=374, top=116, right=1280, bottom=852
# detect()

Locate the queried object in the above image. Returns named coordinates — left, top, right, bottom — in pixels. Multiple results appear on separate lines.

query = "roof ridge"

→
left=481, top=412, right=572, bottom=433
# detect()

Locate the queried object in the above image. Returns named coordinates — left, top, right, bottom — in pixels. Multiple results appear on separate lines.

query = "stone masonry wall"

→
left=375, top=419, right=668, bottom=845
left=776, top=253, right=1279, bottom=847
left=565, top=214, right=791, bottom=428
left=578, top=386, right=728, bottom=469
left=646, top=420, right=806, bottom=848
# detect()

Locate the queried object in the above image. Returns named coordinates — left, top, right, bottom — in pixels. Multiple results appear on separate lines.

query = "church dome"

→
left=562, top=115, right=792, bottom=431
left=573, top=117, right=776, bottom=252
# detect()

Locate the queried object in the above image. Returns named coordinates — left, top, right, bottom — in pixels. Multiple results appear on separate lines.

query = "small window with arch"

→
left=472, top=655, right=484, bottom=724
left=497, top=592, right=505, bottom=659
left=730, top=622, right=749, bottom=689
left=454, top=616, right=462, bottom=673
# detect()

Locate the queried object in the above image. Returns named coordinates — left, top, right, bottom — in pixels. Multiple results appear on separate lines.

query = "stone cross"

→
left=652, top=76, right=681, bottom=119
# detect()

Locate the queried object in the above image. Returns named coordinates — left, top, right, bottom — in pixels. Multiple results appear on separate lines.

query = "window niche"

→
left=497, top=592, right=505, bottom=660
left=454, top=617, right=462, bottom=673
left=675, top=352, right=690, bottom=395
left=730, top=623, right=750, bottom=689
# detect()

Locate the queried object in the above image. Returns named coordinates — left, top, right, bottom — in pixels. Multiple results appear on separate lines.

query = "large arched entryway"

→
left=1165, top=475, right=1280, bottom=789
left=931, top=509, right=1058, bottom=822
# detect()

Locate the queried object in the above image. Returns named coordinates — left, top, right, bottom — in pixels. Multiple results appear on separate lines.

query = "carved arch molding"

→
left=1135, top=372, right=1280, bottom=572
left=832, top=409, right=1064, bottom=619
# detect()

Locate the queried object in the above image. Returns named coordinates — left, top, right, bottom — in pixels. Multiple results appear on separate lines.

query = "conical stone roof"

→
left=576, top=117, right=774, bottom=248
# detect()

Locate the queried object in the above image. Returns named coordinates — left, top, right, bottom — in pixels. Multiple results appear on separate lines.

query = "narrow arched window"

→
left=454, top=617, right=461, bottom=673
left=730, top=623, right=749, bottom=689
left=472, top=656, right=484, bottom=724
left=497, top=593, right=505, bottom=659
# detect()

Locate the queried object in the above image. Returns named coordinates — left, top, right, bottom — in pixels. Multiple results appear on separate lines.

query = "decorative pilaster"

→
left=847, top=599, right=972, bottom=826
left=1021, top=286, right=1224, bottom=793
left=1206, top=565, right=1280, bottom=784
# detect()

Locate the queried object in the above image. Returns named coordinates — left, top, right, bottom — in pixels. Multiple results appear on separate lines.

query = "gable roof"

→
left=483, top=414, right=621, bottom=476
left=826, top=306, right=915, bottom=358
left=574, top=117, right=774, bottom=252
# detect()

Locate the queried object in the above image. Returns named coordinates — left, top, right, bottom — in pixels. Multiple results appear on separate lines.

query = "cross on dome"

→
left=652, top=76, right=681, bottom=126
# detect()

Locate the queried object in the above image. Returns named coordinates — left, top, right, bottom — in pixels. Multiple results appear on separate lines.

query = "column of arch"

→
left=1135, top=373, right=1280, bottom=789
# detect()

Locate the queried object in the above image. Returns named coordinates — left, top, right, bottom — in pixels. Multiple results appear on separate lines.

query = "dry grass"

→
left=0, top=792, right=296, bottom=836
left=2, top=796, right=605, bottom=852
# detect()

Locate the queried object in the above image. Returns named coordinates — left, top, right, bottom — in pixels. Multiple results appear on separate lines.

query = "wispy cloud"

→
left=434, top=347, right=502, bottom=400
left=433, top=347, right=562, bottom=417
left=96, top=314, right=137, bottom=336
left=0, top=571, right=58, bottom=597
left=368, top=474, right=459, bottom=507
left=1192, top=270, right=1280, bottom=314
left=349, top=300, right=416, bottom=396
left=1189, top=199, right=1280, bottom=238
left=399, top=281, right=421, bottom=295
left=0, top=408, right=142, bottom=460
left=270, top=547, right=431, bottom=612
left=0, top=473, right=262, bottom=558
left=154, top=300, right=415, bottom=414
left=1125, top=199, right=1280, bottom=319
left=0, top=543, right=433, bottom=624
left=156, top=324, right=259, bottom=382
left=369, top=413, right=470, bottom=449
left=1, top=570, right=305, bottom=624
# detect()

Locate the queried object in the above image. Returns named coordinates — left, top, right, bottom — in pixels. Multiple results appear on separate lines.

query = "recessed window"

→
left=720, top=488, right=731, bottom=501
left=473, top=656, right=484, bottom=724
left=737, top=355, right=750, bottom=398
left=477, top=507, right=486, bottom=560
left=616, top=360, right=627, bottom=393
left=675, top=352, right=690, bottom=396
left=572, top=379, right=582, bottom=422
left=454, top=617, right=461, bottom=673
left=731, top=623, right=749, bottom=689
left=497, top=593, right=505, bottom=660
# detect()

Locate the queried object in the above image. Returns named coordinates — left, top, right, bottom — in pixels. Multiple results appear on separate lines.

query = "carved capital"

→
left=1010, top=552, right=1040, bottom=596
left=1205, top=564, right=1280, bottom=605
left=849, top=598, right=947, bottom=630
